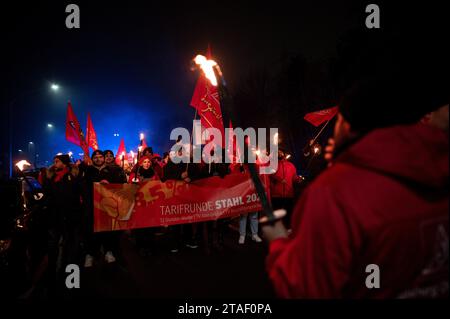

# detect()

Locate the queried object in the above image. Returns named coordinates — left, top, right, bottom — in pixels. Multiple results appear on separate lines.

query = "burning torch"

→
left=193, top=54, right=283, bottom=223
left=138, top=133, right=144, bottom=160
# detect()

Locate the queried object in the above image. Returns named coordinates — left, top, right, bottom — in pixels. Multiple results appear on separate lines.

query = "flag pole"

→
left=303, top=119, right=331, bottom=157
left=185, top=108, right=198, bottom=174
left=212, top=65, right=279, bottom=224
left=312, top=119, right=331, bottom=145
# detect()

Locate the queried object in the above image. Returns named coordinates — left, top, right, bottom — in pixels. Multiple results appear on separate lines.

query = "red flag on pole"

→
left=304, top=106, right=339, bottom=127
left=65, top=101, right=89, bottom=155
left=190, top=46, right=225, bottom=143
left=116, top=138, right=127, bottom=165
left=86, top=112, right=99, bottom=151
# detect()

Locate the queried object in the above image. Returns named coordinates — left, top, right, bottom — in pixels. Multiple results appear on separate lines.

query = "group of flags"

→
left=65, top=101, right=98, bottom=157
left=65, top=46, right=339, bottom=165
left=65, top=101, right=147, bottom=165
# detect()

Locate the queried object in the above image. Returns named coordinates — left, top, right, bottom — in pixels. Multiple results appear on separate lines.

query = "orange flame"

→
left=16, top=160, right=31, bottom=171
left=194, top=55, right=218, bottom=86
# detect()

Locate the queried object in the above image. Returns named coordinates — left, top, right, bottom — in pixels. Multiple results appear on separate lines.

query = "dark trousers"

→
left=47, top=216, right=81, bottom=296
left=134, top=228, right=155, bottom=252
left=84, top=231, right=121, bottom=256
left=169, top=225, right=183, bottom=249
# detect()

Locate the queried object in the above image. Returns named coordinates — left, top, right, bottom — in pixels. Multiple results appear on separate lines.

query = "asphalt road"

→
left=29, top=222, right=276, bottom=299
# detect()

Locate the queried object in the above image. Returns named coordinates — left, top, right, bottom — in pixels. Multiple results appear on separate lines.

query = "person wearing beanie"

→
left=40, top=153, right=82, bottom=296
left=262, top=60, right=449, bottom=297
left=103, top=150, right=127, bottom=184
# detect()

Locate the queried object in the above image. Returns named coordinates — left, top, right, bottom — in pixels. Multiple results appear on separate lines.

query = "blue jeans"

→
left=239, top=213, right=258, bottom=236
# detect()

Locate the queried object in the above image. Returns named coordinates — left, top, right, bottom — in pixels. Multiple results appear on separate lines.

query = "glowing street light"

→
left=47, top=123, right=53, bottom=128
left=50, top=83, right=59, bottom=91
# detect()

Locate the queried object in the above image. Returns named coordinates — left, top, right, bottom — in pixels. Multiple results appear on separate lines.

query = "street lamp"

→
left=8, top=83, right=61, bottom=178
left=47, top=123, right=53, bottom=128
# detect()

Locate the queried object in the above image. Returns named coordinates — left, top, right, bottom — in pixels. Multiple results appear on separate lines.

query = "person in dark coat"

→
left=41, top=154, right=82, bottom=296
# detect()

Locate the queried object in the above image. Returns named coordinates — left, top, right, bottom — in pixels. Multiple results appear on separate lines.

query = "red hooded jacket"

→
left=270, top=159, right=301, bottom=198
left=266, top=123, right=449, bottom=298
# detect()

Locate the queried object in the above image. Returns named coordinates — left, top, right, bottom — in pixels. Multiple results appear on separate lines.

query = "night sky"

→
left=0, top=1, right=445, bottom=170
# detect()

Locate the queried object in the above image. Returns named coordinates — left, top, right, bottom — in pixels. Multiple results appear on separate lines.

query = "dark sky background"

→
left=0, top=1, right=444, bottom=170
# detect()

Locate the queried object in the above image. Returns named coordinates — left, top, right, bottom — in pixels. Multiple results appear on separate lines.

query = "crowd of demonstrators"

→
left=262, top=55, right=449, bottom=298
left=36, top=130, right=304, bottom=296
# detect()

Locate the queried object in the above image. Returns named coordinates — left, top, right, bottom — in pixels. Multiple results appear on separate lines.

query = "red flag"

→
left=86, top=113, right=99, bottom=151
left=227, top=120, right=242, bottom=163
left=116, top=138, right=127, bottom=165
left=304, top=106, right=339, bottom=127
left=190, top=46, right=225, bottom=143
left=65, top=102, right=89, bottom=155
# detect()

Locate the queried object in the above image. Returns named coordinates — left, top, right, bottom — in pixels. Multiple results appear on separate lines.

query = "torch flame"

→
left=194, top=55, right=218, bottom=86
left=16, top=160, right=31, bottom=171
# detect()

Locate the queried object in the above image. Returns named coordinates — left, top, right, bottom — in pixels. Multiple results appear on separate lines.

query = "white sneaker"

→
left=238, top=235, right=245, bottom=244
left=84, top=254, right=94, bottom=268
left=252, top=234, right=262, bottom=243
left=105, top=251, right=116, bottom=263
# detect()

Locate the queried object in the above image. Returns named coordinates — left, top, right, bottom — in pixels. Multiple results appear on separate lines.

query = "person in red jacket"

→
left=270, top=149, right=302, bottom=228
left=262, top=68, right=449, bottom=298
